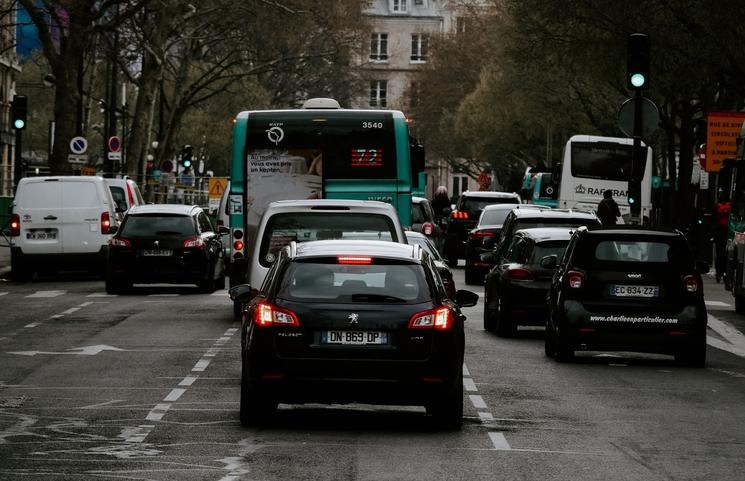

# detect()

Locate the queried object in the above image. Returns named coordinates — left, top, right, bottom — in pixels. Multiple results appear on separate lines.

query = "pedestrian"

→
left=431, top=185, right=451, bottom=221
left=597, top=189, right=621, bottom=225
left=713, top=193, right=732, bottom=283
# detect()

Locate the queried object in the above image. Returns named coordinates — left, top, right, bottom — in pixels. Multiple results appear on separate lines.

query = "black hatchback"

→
left=106, top=204, right=227, bottom=293
left=229, top=240, right=478, bottom=428
left=545, top=226, right=709, bottom=366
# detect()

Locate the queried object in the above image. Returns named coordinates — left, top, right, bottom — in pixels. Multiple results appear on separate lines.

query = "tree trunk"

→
left=50, top=71, right=82, bottom=175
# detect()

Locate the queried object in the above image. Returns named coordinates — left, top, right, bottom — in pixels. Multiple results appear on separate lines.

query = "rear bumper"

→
left=12, top=246, right=108, bottom=271
left=108, top=251, right=209, bottom=283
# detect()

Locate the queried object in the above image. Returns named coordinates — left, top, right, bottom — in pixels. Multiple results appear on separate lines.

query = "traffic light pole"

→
left=630, top=90, right=644, bottom=224
left=13, top=129, right=22, bottom=191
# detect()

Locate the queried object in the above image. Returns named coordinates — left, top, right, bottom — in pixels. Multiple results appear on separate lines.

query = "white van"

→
left=10, top=176, right=120, bottom=280
left=233, top=199, right=406, bottom=317
left=105, top=177, right=144, bottom=215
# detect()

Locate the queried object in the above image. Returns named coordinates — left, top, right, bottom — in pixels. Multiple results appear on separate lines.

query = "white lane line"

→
left=179, top=376, right=198, bottom=387
left=462, top=363, right=470, bottom=376
left=87, top=293, right=117, bottom=297
left=148, top=294, right=180, bottom=297
left=26, top=290, right=65, bottom=298
left=163, top=388, right=186, bottom=402
left=469, top=394, right=487, bottom=409
left=708, top=315, right=745, bottom=351
left=119, top=425, right=154, bottom=443
left=50, top=314, right=63, bottom=319
left=488, top=432, right=512, bottom=450
left=145, top=403, right=172, bottom=421
left=192, top=359, right=211, bottom=372
left=0, top=292, right=8, bottom=297
left=24, top=322, right=40, bottom=328
left=211, top=290, right=228, bottom=297
left=226, top=328, right=239, bottom=335
left=79, top=302, right=94, bottom=307
left=708, top=336, right=745, bottom=358
left=61, top=307, right=81, bottom=315
left=478, top=412, right=494, bottom=421
left=706, top=300, right=731, bottom=308
left=463, top=378, right=477, bottom=392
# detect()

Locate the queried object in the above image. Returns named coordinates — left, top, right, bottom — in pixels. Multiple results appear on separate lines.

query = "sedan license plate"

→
left=321, top=330, right=388, bottom=345
left=142, top=249, right=172, bottom=257
left=610, top=284, right=659, bottom=298
left=27, top=230, right=57, bottom=240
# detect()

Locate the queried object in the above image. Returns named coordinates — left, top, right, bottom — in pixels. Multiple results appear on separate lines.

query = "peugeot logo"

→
left=348, top=313, right=359, bottom=325
left=154, top=240, right=159, bottom=247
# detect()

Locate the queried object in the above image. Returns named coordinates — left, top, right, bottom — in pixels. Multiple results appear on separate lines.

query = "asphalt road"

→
left=1, top=268, right=744, bottom=481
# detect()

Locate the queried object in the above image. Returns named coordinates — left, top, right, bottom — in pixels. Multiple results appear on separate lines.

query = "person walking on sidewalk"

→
left=597, top=189, right=621, bottom=225
left=713, top=193, right=732, bottom=283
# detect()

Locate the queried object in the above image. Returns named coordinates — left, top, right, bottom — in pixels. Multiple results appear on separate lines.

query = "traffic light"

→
left=181, top=144, right=193, bottom=170
left=11, top=95, right=27, bottom=130
left=627, top=33, right=650, bottom=90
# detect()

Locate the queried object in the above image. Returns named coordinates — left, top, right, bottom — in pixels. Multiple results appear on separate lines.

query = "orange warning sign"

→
left=208, top=178, right=228, bottom=198
left=705, top=111, right=745, bottom=172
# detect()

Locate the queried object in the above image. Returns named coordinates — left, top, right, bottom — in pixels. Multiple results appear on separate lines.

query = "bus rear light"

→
left=450, top=210, right=468, bottom=220
left=337, top=256, right=372, bottom=265
left=183, top=236, right=205, bottom=249
left=101, top=212, right=111, bottom=234
left=10, top=214, right=20, bottom=236
left=254, top=302, right=300, bottom=327
left=422, top=222, right=434, bottom=236
left=409, top=307, right=452, bottom=330
left=682, top=275, right=699, bottom=293
left=234, top=240, right=245, bottom=251
left=566, top=270, right=585, bottom=289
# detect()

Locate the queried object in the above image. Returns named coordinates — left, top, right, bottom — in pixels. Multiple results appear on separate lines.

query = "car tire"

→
left=428, top=370, right=463, bottom=430
left=197, top=267, right=217, bottom=293
left=105, top=277, right=131, bottom=295
left=735, top=294, right=745, bottom=314
left=239, top=354, right=277, bottom=427
left=483, top=296, right=496, bottom=332
left=544, top=321, right=556, bottom=357
left=495, top=295, right=516, bottom=338
left=675, top=337, right=706, bottom=368
left=554, top=330, right=574, bottom=362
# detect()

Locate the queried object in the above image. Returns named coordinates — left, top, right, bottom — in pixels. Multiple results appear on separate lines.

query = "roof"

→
left=460, top=191, right=520, bottom=199
left=412, top=196, right=430, bottom=204
left=266, top=199, right=398, bottom=214
left=482, top=203, right=538, bottom=212
left=127, top=204, right=199, bottom=216
left=584, top=225, right=683, bottom=237
left=293, top=240, right=420, bottom=262
left=510, top=208, right=598, bottom=220
left=516, top=227, right=575, bottom=242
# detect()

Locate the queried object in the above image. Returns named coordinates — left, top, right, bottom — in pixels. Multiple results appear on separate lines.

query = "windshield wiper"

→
left=351, top=293, right=407, bottom=303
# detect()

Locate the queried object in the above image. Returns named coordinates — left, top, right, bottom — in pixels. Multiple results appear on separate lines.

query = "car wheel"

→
left=239, top=354, right=277, bottom=427
left=483, top=295, right=496, bottom=332
left=675, top=336, right=706, bottom=368
left=495, top=295, right=516, bottom=338
left=105, top=277, right=131, bottom=294
left=428, top=370, right=463, bottom=430
left=544, top=320, right=556, bottom=357
left=197, top=266, right=217, bottom=293
left=735, top=294, right=745, bottom=314
left=554, top=329, right=574, bottom=362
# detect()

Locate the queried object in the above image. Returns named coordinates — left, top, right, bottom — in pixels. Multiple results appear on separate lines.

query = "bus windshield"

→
left=570, top=142, right=637, bottom=181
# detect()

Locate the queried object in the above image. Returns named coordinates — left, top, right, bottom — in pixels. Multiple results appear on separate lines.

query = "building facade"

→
left=0, top=1, right=20, bottom=197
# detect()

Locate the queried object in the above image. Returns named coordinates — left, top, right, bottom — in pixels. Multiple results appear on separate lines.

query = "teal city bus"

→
left=226, top=98, right=424, bottom=287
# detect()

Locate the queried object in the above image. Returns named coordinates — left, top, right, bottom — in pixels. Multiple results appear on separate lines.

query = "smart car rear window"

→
left=121, top=215, right=195, bottom=237
left=574, top=236, right=694, bottom=269
left=594, top=240, right=673, bottom=263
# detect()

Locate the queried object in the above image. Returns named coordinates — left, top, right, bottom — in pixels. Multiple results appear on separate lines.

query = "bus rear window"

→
left=571, top=142, right=637, bottom=181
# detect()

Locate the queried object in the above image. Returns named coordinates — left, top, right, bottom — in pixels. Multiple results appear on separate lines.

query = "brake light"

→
left=253, top=301, right=300, bottom=327
left=422, top=222, right=434, bottom=236
left=450, top=210, right=468, bottom=220
left=566, top=270, right=585, bottom=289
left=183, top=236, right=205, bottom=249
left=109, top=237, right=131, bottom=248
left=504, top=267, right=534, bottom=281
left=409, top=307, right=453, bottom=330
left=338, top=256, right=372, bottom=265
left=682, top=274, right=699, bottom=293
left=234, top=240, right=244, bottom=251
left=469, top=229, right=496, bottom=239
left=101, top=212, right=111, bottom=234
left=10, top=214, right=20, bottom=236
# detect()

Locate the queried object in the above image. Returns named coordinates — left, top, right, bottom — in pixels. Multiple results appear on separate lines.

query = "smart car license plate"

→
left=27, top=230, right=57, bottom=240
left=142, top=249, right=172, bottom=256
left=610, top=284, right=659, bottom=298
left=321, top=331, right=388, bottom=345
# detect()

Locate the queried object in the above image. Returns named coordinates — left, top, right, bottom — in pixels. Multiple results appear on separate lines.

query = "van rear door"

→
left=60, top=179, right=108, bottom=254
left=15, top=178, right=63, bottom=254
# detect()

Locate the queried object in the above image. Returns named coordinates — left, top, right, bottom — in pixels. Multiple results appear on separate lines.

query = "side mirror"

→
left=218, top=225, right=230, bottom=235
left=108, top=225, right=119, bottom=235
left=695, top=260, right=710, bottom=274
left=455, top=289, right=479, bottom=307
left=229, top=284, right=253, bottom=302
left=540, top=255, right=558, bottom=269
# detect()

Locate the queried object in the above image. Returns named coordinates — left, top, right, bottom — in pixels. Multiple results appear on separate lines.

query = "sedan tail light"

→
left=409, top=307, right=453, bottom=331
left=10, top=214, right=20, bottom=236
left=183, top=236, right=205, bottom=249
left=504, top=267, right=534, bottom=281
left=109, top=237, right=131, bottom=248
left=682, top=274, right=699, bottom=293
left=450, top=210, right=468, bottom=220
left=469, top=229, right=497, bottom=239
left=254, top=301, right=300, bottom=327
left=101, top=212, right=111, bottom=234
left=565, top=270, right=585, bottom=289
left=422, top=222, right=434, bottom=236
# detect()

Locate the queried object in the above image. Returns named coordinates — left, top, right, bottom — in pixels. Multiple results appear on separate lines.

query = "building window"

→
left=390, top=0, right=408, bottom=13
left=370, top=33, right=388, bottom=62
left=411, top=34, right=428, bottom=62
left=369, top=80, right=388, bottom=108
left=452, top=175, right=469, bottom=197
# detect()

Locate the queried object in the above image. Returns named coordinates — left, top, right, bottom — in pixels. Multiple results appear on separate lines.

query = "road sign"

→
left=108, top=136, right=121, bottom=152
left=107, top=151, right=122, bottom=161
left=618, top=97, right=659, bottom=138
left=208, top=178, right=228, bottom=198
left=68, top=154, right=88, bottom=164
left=69, top=136, right=88, bottom=154
left=705, top=111, right=745, bottom=172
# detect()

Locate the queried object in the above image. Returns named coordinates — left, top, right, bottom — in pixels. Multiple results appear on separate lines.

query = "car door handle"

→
left=44, top=215, right=58, bottom=220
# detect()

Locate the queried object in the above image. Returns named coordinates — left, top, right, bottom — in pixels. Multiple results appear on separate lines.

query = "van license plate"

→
left=610, top=285, right=659, bottom=298
left=27, top=230, right=57, bottom=240
left=142, top=249, right=172, bottom=256
left=321, top=331, right=388, bottom=345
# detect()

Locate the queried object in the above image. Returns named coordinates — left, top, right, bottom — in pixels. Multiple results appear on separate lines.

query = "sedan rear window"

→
left=277, top=262, right=430, bottom=303
left=529, top=241, right=570, bottom=264
left=120, top=215, right=195, bottom=237
left=460, top=198, right=518, bottom=218
left=479, top=208, right=513, bottom=226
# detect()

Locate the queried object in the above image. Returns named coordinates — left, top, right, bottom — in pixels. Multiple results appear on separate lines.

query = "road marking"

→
left=119, top=424, right=154, bottom=443
left=211, top=290, right=228, bottom=297
left=706, top=300, right=731, bottom=308
left=148, top=293, right=180, bottom=297
left=462, top=364, right=470, bottom=376
left=463, top=378, right=477, bottom=392
left=7, top=345, right=125, bottom=357
left=26, top=290, right=65, bottom=298
left=488, top=432, right=512, bottom=450
left=50, top=314, right=63, bottom=319
left=87, top=292, right=118, bottom=297
left=24, top=322, right=40, bottom=328
left=81, top=399, right=123, bottom=409
left=145, top=403, right=171, bottom=421
left=478, top=412, right=494, bottom=421
left=192, top=359, right=210, bottom=372
left=164, top=388, right=186, bottom=402
left=179, top=376, right=198, bottom=386
left=0, top=292, right=8, bottom=297
left=61, top=307, right=81, bottom=315
left=469, top=394, right=487, bottom=409
left=708, top=336, right=745, bottom=358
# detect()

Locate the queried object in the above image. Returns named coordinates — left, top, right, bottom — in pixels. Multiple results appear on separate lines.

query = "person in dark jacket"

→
left=597, top=190, right=621, bottom=225
left=431, top=186, right=451, bottom=221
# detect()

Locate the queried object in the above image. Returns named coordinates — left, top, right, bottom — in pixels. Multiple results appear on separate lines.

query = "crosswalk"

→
left=0, top=289, right=230, bottom=298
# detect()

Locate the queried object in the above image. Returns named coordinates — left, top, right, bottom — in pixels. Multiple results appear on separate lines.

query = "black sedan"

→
left=229, top=239, right=478, bottom=428
left=484, top=227, right=572, bottom=336
left=406, top=231, right=457, bottom=299
left=106, top=204, right=227, bottom=293
left=545, top=226, right=709, bottom=366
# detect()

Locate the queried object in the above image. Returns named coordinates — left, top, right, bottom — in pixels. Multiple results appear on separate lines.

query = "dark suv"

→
left=443, top=191, right=521, bottom=266
left=545, top=226, right=709, bottom=366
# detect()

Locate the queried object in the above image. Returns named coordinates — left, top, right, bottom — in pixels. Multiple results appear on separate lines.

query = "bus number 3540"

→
left=362, top=121, right=383, bottom=129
